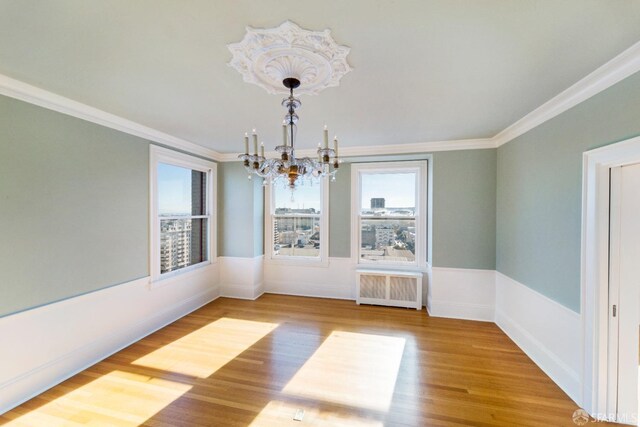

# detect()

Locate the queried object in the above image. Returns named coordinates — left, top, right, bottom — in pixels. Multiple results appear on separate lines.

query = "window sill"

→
left=149, top=260, right=214, bottom=290
left=355, top=261, right=427, bottom=273
left=265, top=256, right=330, bottom=268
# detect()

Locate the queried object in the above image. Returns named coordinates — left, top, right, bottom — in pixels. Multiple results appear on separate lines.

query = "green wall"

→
left=12, top=64, right=634, bottom=316
left=432, top=150, right=497, bottom=269
left=329, top=162, right=351, bottom=258
left=332, top=150, right=497, bottom=269
left=217, top=162, right=264, bottom=257
left=497, top=70, right=640, bottom=313
left=219, top=150, right=498, bottom=268
left=0, top=95, right=149, bottom=317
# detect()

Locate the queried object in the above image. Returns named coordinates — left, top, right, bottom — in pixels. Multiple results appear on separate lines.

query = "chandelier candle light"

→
left=238, top=77, right=339, bottom=189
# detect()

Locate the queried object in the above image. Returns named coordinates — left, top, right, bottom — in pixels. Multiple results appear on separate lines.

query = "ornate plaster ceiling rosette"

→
left=228, top=21, right=352, bottom=95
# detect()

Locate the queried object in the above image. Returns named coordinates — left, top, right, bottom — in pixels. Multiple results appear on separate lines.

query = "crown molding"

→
left=216, top=138, right=496, bottom=162
left=3, top=39, right=639, bottom=159
left=492, top=40, right=640, bottom=147
left=0, top=74, right=223, bottom=162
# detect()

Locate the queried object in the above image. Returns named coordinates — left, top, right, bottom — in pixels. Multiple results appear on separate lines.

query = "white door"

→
left=610, top=163, right=640, bottom=425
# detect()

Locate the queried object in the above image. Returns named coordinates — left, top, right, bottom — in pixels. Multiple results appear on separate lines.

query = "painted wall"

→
left=220, top=150, right=497, bottom=269
left=432, top=150, right=496, bottom=269
left=329, top=162, right=351, bottom=258
left=217, top=162, right=264, bottom=257
left=0, top=95, right=149, bottom=317
left=339, top=151, right=497, bottom=269
left=497, top=70, right=640, bottom=313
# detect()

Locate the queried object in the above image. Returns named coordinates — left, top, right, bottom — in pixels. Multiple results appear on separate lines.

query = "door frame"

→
left=581, top=135, right=640, bottom=418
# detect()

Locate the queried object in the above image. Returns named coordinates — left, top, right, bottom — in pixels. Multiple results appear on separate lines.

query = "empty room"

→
left=2, top=1, right=640, bottom=426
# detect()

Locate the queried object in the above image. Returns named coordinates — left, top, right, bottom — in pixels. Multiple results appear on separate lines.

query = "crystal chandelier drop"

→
left=239, top=77, right=340, bottom=189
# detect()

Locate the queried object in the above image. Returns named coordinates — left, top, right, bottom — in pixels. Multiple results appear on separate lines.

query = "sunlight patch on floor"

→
left=2, top=370, right=191, bottom=427
left=283, top=331, right=405, bottom=412
left=248, top=400, right=385, bottom=427
left=132, top=317, right=279, bottom=378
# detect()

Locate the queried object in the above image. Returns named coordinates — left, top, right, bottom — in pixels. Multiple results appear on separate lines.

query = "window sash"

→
left=357, top=216, right=417, bottom=264
left=266, top=178, right=328, bottom=264
left=351, top=161, right=427, bottom=269
left=272, top=215, right=321, bottom=259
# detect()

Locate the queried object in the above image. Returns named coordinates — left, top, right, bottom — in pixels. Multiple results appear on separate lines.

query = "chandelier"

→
left=228, top=20, right=351, bottom=190
left=239, top=77, right=339, bottom=189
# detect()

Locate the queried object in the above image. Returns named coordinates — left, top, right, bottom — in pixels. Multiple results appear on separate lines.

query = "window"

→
left=351, top=161, right=427, bottom=268
left=150, top=146, right=216, bottom=281
left=265, top=179, right=328, bottom=264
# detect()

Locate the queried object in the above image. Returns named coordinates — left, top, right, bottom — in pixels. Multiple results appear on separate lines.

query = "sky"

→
left=360, top=172, right=416, bottom=209
left=274, top=179, right=322, bottom=211
left=157, top=165, right=415, bottom=215
left=158, top=163, right=196, bottom=215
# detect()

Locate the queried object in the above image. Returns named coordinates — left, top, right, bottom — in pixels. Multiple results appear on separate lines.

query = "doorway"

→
left=581, top=136, right=640, bottom=420
left=608, top=163, right=640, bottom=425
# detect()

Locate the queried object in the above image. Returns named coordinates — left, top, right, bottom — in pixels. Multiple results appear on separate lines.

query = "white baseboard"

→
left=0, top=264, right=219, bottom=415
left=495, top=271, right=581, bottom=405
left=427, top=267, right=496, bottom=322
left=219, top=255, right=265, bottom=300
left=264, top=257, right=355, bottom=300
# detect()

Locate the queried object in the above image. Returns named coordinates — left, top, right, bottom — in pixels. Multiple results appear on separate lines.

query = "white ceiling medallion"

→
left=228, top=21, right=352, bottom=95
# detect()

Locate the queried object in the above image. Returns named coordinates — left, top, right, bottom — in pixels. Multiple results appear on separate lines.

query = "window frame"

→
left=351, top=161, right=428, bottom=270
left=150, top=145, right=217, bottom=283
left=264, top=177, right=329, bottom=267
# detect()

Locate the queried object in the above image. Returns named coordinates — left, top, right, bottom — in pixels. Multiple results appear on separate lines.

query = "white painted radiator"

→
left=356, top=269, right=422, bottom=310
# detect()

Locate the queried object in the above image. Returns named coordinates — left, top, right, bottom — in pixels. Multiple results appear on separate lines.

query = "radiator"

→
left=356, top=269, right=422, bottom=310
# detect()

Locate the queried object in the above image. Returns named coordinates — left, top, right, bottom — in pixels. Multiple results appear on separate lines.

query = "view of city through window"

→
left=360, top=172, right=417, bottom=263
left=158, top=163, right=208, bottom=274
left=272, top=182, right=321, bottom=257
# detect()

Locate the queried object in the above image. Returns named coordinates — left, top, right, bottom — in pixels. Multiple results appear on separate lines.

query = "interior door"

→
left=611, top=163, right=640, bottom=424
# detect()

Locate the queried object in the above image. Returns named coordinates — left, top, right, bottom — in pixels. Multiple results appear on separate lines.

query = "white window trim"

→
left=264, top=178, right=329, bottom=267
left=149, top=145, right=217, bottom=285
left=351, top=160, right=428, bottom=271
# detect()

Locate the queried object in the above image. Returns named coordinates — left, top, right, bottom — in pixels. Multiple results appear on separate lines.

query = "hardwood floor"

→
left=0, top=295, right=622, bottom=426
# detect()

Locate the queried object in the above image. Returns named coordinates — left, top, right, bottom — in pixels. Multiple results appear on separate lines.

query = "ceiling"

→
left=1, top=0, right=639, bottom=153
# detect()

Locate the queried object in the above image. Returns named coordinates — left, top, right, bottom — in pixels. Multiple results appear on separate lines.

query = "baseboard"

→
left=427, top=300, right=494, bottom=322
left=0, top=264, right=219, bottom=415
left=265, top=286, right=354, bottom=301
left=427, top=267, right=496, bottom=321
left=220, top=282, right=264, bottom=300
left=495, top=271, right=581, bottom=405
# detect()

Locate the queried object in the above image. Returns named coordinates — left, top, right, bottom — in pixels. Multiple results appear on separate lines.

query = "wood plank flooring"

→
left=0, top=295, right=622, bottom=426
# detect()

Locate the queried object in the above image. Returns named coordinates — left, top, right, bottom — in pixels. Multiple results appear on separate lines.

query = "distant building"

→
left=375, top=226, right=395, bottom=248
left=370, top=198, right=385, bottom=209
left=361, top=223, right=376, bottom=248
left=160, top=219, right=192, bottom=273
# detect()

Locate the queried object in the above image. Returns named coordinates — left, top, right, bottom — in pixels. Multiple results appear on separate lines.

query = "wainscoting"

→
left=0, top=263, right=219, bottom=414
left=425, top=267, right=582, bottom=406
left=219, top=255, right=264, bottom=300
left=264, top=257, right=354, bottom=300
left=495, top=272, right=582, bottom=405
left=427, top=267, right=496, bottom=321
left=1, top=257, right=586, bottom=415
